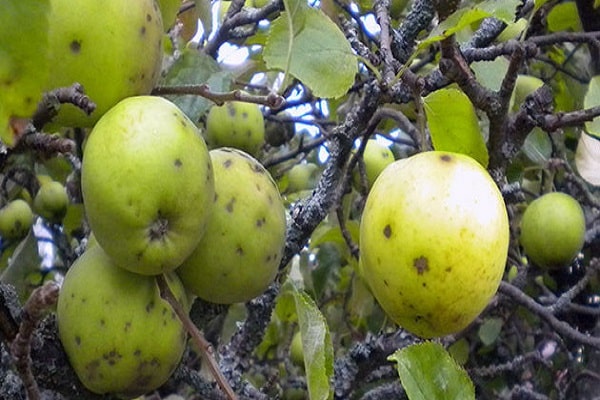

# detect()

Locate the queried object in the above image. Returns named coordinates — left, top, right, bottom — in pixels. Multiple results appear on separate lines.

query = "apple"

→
left=360, top=151, right=509, bottom=338
left=205, top=102, right=265, bottom=156
left=57, top=245, right=188, bottom=397
left=45, top=0, right=163, bottom=128
left=353, top=139, right=395, bottom=190
left=177, top=148, right=286, bottom=304
left=33, top=180, right=69, bottom=223
left=0, top=199, right=34, bottom=240
left=286, top=163, right=319, bottom=193
left=81, top=96, right=215, bottom=275
left=510, top=75, right=544, bottom=112
left=519, top=192, right=585, bottom=269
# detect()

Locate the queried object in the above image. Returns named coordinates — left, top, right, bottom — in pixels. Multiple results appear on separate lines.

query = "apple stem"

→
left=156, top=274, right=238, bottom=400
left=10, top=281, right=60, bottom=400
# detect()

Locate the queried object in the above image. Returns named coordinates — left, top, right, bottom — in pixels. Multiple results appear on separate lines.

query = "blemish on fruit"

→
left=256, top=217, right=266, bottom=227
left=225, top=197, right=236, bottom=213
left=440, top=154, right=452, bottom=162
left=146, top=13, right=152, bottom=21
left=133, top=349, right=142, bottom=357
left=75, top=336, right=81, bottom=346
left=383, top=224, right=392, bottom=238
left=145, top=301, right=155, bottom=313
left=236, top=245, right=244, bottom=256
left=70, top=40, right=81, bottom=54
left=124, top=321, right=132, bottom=332
left=148, top=217, right=169, bottom=242
left=99, top=319, right=105, bottom=326
left=140, top=25, right=146, bottom=35
left=227, top=103, right=236, bottom=116
left=252, top=163, right=264, bottom=173
left=174, top=158, right=182, bottom=168
left=413, top=256, right=429, bottom=274
left=383, top=279, right=389, bottom=287
left=223, top=159, right=233, bottom=168
left=445, top=267, right=452, bottom=273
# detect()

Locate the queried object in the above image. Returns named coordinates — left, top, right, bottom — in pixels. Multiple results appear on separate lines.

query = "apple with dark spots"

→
left=177, top=148, right=286, bottom=304
left=56, top=245, right=188, bottom=397
left=0, top=199, right=34, bottom=240
left=81, top=96, right=214, bottom=275
left=359, top=151, right=509, bottom=338
left=205, top=101, right=265, bottom=156
left=353, top=139, right=395, bottom=190
left=46, top=0, right=163, bottom=128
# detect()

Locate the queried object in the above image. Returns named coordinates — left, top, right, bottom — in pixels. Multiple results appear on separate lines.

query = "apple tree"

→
left=1, top=0, right=600, bottom=399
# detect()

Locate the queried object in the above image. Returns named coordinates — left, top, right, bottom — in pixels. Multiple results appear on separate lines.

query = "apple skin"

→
left=33, top=180, right=69, bottom=223
left=57, top=245, right=188, bottom=398
left=360, top=151, right=509, bottom=338
left=46, top=0, right=163, bottom=128
left=519, top=192, right=585, bottom=269
left=205, top=102, right=265, bottom=156
left=354, top=140, right=395, bottom=190
left=177, top=148, right=286, bottom=304
left=81, top=96, right=215, bottom=275
left=0, top=199, right=34, bottom=240
left=286, top=163, right=319, bottom=193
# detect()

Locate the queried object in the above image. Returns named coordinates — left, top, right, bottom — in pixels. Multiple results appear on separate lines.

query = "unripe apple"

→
left=286, top=163, right=319, bottom=193
left=205, top=102, right=265, bottom=156
left=33, top=180, right=69, bottom=223
left=353, top=140, right=395, bottom=190
left=0, top=199, right=34, bottom=240
left=177, top=148, right=286, bottom=304
left=81, top=96, right=214, bottom=275
left=519, top=192, right=585, bottom=269
left=57, top=245, right=188, bottom=397
left=510, top=75, right=544, bottom=112
left=46, top=0, right=163, bottom=128
left=360, top=151, right=509, bottom=338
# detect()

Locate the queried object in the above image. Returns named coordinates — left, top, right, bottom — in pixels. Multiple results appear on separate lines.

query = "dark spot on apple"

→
left=256, top=217, right=266, bottom=227
left=445, top=267, right=452, bottom=272
left=266, top=254, right=272, bottom=262
left=236, top=245, right=244, bottom=256
left=383, top=224, right=392, bottom=238
left=252, top=163, right=264, bottom=173
left=383, top=279, right=389, bottom=287
left=225, top=197, right=236, bottom=212
left=81, top=297, right=86, bottom=303
left=85, top=359, right=101, bottom=380
left=124, top=321, right=132, bottom=332
left=151, top=357, right=160, bottom=367
left=174, top=158, right=182, bottom=168
left=71, top=293, right=75, bottom=298
left=75, top=336, right=81, bottom=346
left=227, top=103, right=236, bottom=117
left=256, top=183, right=262, bottom=192
left=145, top=301, right=155, bottom=313
left=242, top=112, right=248, bottom=119
left=99, top=319, right=105, bottom=326
left=415, top=315, right=423, bottom=322
left=148, top=215, right=169, bottom=242
left=440, top=154, right=452, bottom=162
left=70, top=40, right=81, bottom=54
left=413, top=256, right=429, bottom=274
left=146, top=13, right=152, bottom=21
left=223, top=159, right=233, bottom=168
left=214, top=193, right=219, bottom=202
left=422, top=282, right=427, bottom=287
left=134, top=349, right=142, bottom=357
left=103, top=349, right=122, bottom=365
left=247, top=130, right=252, bottom=137
left=140, top=25, right=146, bottom=35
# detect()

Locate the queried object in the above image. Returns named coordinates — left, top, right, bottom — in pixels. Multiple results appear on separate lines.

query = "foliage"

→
left=1, top=0, right=600, bottom=399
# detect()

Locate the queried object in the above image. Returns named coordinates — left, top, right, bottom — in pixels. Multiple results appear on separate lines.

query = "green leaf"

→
left=263, top=5, right=357, bottom=99
left=0, top=231, right=43, bottom=302
left=547, top=2, right=582, bottom=32
left=584, top=76, right=600, bottom=138
left=478, top=317, right=504, bottom=346
left=522, top=128, right=552, bottom=165
left=534, top=0, right=551, bottom=12
left=424, top=88, right=489, bottom=167
left=388, top=342, right=475, bottom=400
left=471, top=57, right=510, bottom=92
left=0, top=0, right=51, bottom=146
left=292, top=285, right=334, bottom=400
left=476, top=0, right=521, bottom=23
left=160, top=49, right=232, bottom=122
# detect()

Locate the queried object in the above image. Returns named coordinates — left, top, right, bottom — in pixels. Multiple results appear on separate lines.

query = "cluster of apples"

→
left=57, top=95, right=287, bottom=397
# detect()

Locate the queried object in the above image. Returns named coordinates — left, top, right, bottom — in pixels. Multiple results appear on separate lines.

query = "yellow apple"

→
left=360, top=151, right=509, bottom=338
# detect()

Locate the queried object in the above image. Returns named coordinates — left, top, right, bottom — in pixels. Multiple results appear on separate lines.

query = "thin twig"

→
left=156, top=275, right=238, bottom=400
left=152, top=85, right=285, bottom=109
left=10, top=282, right=60, bottom=400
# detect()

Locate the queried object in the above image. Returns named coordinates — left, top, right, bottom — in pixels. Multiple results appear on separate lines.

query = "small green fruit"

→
left=510, top=75, right=544, bottom=112
left=286, top=163, right=319, bottom=193
left=0, top=199, right=34, bottom=239
left=290, top=331, right=304, bottom=367
left=519, top=192, right=585, bottom=269
left=57, top=245, right=188, bottom=397
left=81, top=96, right=214, bottom=275
left=33, top=181, right=69, bottom=223
left=46, top=0, right=163, bottom=128
left=353, top=140, right=395, bottom=190
left=360, top=151, right=509, bottom=338
left=177, top=148, right=286, bottom=304
left=205, top=102, right=265, bottom=156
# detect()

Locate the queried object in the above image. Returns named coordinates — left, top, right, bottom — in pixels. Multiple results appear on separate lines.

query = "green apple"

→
left=0, top=199, right=34, bottom=240
left=33, top=180, right=69, bottom=223
left=205, top=102, right=265, bottom=156
left=289, top=331, right=304, bottom=367
left=519, top=192, right=585, bottom=269
left=360, top=151, right=509, bottom=338
left=57, top=245, right=188, bottom=397
left=46, top=0, right=163, bottom=128
left=81, top=96, right=215, bottom=275
left=353, top=140, right=395, bottom=190
left=177, top=148, right=286, bottom=304
left=510, top=75, right=545, bottom=112
left=286, top=163, right=319, bottom=193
